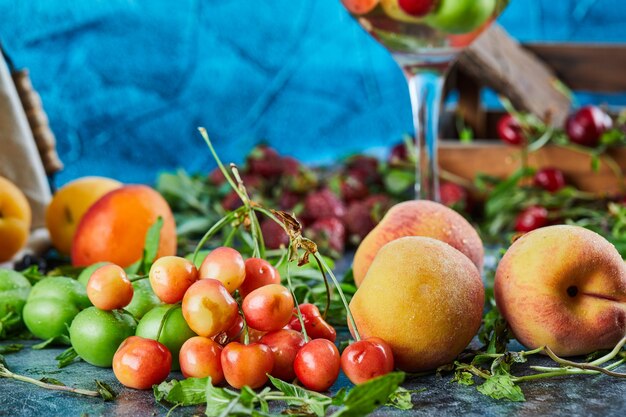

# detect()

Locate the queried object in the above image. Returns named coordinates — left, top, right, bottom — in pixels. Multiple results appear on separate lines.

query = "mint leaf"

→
left=330, top=372, right=405, bottom=417
left=385, top=387, right=420, bottom=410
left=0, top=344, right=23, bottom=354
left=267, top=375, right=330, bottom=416
left=383, top=170, right=414, bottom=195
left=95, top=380, right=117, bottom=401
left=476, top=374, right=525, bottom=402
left=205, top=379, right=249, bottom=417
left=40, top=376, right=65, bottom=386
left=55, top=347, right=79, bottom=368
left=154, top=377, right=209, bottom=406
left=452, top=371, right=475, bottom=386
left=32, top=335, right=70, bottom=349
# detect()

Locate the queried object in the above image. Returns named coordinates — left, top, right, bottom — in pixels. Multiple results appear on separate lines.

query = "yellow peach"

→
left=0, top=176, right=31, bottom=262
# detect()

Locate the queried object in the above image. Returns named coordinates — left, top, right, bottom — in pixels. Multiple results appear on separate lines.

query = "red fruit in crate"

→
left=278, top=191, right=300, bottom=210
left=281, top=156, right=301, bottom=176
left=308, top=218, right=346, bottom=254
left=304, top=189, right=346, bottom=221
left=439, top=182, right=468, bottom=209
left=346, top=156, right=380, bottom=184
left=533, top=168, right=566, bottom=193
left=345, top=201, right=376, bottom=241
left=247, top=145, right=283, bottom=178
left=240, top=174, right=263, bottom=192
left=340, top=174, right=369, bottom=202
left=515, top=206, right=549, bottom=233
left=399, top=0, right=437, bottom=17
left=209, top=168, right=226, bottom=186
left=261, top=219, right=290, bottom=249
left=388, top=142, right=410, bottom=166
left=565, top=106, right=612, bottom=147
left=221, top=191, right=243, bottom=211
left=497, top=114, right=524, bottom=146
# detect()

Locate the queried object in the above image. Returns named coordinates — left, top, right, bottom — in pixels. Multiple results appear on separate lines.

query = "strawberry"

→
left=340, top=174, right=369, bottom=202
left=345, top=155, right=380, bottom=184
left=247, top=145, right=283, bottom=178
left=308, top=218, right=345, bottom=255
left=261, top=219, right=290, bottom=249
left=221, top=191, right=243, bottom=211
left=345, top=201, right=376, bottom=242
left=303, top=189, right=346, bottom=221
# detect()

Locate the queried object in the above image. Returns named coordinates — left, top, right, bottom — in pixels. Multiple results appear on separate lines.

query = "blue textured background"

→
left=1, top=0, right=625, bottom=185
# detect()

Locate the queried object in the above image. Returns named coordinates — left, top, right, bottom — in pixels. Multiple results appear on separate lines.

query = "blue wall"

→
left=1, top=0, right=625, bottom=185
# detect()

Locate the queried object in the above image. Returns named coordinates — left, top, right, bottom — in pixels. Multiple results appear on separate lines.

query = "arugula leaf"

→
left=0, top=344, right=23, bottom=354
left=385, top=387, right=420, bottom=410
left=330, top=372, right=405, bottom=417
left=452, top=371, right=475, bottom=386
left=154, top=377, right=209, bottom=406
left=476, top=373, right=525, bottom=402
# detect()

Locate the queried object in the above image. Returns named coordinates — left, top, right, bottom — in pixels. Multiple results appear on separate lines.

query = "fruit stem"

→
left=0, top=365, right=100, bottom=397
left=155, top=304, right=179, bottom=343
left=313, top=253, right=360, bottom=342
left=312, top=255, right=332, bottom=320
left=287, top=260, right=309, bottom=343
left=238, top=308, right=250, bottom=345
left=543, top=345, right=626, bottom=378
left=198, top=128, right=246, bottom=202
left=589, top=335, right=626, bottom=366
left=192, top=208, right=242, bottom=265
left=229, top=164, right=264, bottom=259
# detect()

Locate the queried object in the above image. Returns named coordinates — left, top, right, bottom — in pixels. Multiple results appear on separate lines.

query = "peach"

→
left=495, top=225, right=626, bottom=356
left=0, top=176, right=31, bottom=262
left=353, top=200, right=483, bottom=286
left=71, top=185, right=176, bottom=267
left=46, top=176, right=122, bottom=255
left=350, top=236, right=484, bottom=372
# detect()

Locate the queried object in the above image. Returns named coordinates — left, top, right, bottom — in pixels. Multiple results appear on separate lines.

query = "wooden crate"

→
left=441, top=36, right=626, bottom=194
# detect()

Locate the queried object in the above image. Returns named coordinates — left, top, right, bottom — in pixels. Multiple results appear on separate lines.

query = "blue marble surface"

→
left=1, top=0, right=625, bottom=185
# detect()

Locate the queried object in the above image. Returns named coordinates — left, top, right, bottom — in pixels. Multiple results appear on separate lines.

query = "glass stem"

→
left=406, top=70, right=445, bottom=201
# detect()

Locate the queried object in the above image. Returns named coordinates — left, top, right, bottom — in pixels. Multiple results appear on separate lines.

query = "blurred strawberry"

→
left=221, top=191, right=243, bottom=211
left=247, top=144, right=283, bottom=178
left=241, top=174, right=264, bottom=192
left=340, top=174, right=369, bottom=202
left=346, top=155, right=380, bottom=184
left=388, top=142, right=410, bottom=166
left=281, top=156, right=301, bottom=176
left=209, top=168, right=226, bottom=186
left=261, top=219, right=290, bottom=249
left=439, top=182, right=469, bottom=211
left=364, top=194, right=392, bottom=218
left=308, top=218, right=345, bottom=255
left=303, top=189, right=346, bottom=221
left=345, top=201, right=376, bottom=242
left=278, top=190, right=301, bottom=211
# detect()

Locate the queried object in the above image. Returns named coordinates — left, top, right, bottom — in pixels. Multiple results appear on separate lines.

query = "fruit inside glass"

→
left=341, top=0, right=509, bottom=201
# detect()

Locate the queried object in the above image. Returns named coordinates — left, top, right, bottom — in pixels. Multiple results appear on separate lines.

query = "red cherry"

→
left=294, top=339, right=340, bottom=392
left=341, top=337, right=394, bottom=384
left=497, top=114, right=524, bottom=146
left=398, top=0, right=437, bottom=16
left=533, top=168, right=565, bottom=193
left=515, top=206, right=549, bottom=233
left=388, top=142, right=410, bottom=166
left=439, top=182, right=468, bottom=209
left=221, top=342, right=274, bottom=389
left=289, top=304, right=337, bottom=342
left=259, top=329, right=306, bottom=381
left=565, top=106, right=612, bottom=147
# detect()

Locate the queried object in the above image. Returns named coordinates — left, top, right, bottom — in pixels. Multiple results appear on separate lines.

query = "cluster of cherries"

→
left=85, top=247, right=394, bottom=391
left=497, top=106, right=614, bottom=233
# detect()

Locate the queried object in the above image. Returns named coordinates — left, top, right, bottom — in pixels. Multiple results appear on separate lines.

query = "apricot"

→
left=353, top=200, right=483, bottom=286
left=71, top=185, right=176, bottom=267
left=0, top=176, right=31, bottom=262
left=495, top=225, right=626, bottom=356
left=46, top=176, right=121, bottom=255
left=350, top=236, right=484, bottom=372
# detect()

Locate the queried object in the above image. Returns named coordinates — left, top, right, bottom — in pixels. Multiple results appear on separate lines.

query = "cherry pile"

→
left=86, top=248, right=394, bottom=391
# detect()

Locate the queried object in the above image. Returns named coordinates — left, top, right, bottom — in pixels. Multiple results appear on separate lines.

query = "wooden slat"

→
left=525, top=43, right=626, bottom=93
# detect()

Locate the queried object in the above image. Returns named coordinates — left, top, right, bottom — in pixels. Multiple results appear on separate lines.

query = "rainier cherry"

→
left=112, top=336, right=172, bottom=390
left=260, top=329, right=306, bottom=381
left=497, top=114, right=524, bottom=146
left=199, top=247, right=246, bottom=293
left=239, top=258, right=281, bottom=299
left=179, top=336, right=224, bottom=383
left=149, top=256, right=198, bottom=304
left=87, top=264, right=133, bottom=310
left=533, top=168, right=565, bottom=193
left=289, top=303, right=337, bottom=342
left=341, top=337, right=394, bottom=384
left=565, top=106, right=612, bottom=147
left=221, top=342, right=274, bottom=389
left=399, top=0, right=437, bottom=16
left=515, top=206, right=549, bottom=233
left=294, top=339, right=341, bottom=392
left=242, top=284, right=294, bottom=332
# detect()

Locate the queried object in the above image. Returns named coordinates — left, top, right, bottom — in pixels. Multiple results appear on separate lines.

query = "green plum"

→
left=77, top=262, right=111, bottom=286
left=0, top=269, right=31, bottom=336
left=23, top=299, right=79, bottom=341
left=125, top=279, right=163, bottom=320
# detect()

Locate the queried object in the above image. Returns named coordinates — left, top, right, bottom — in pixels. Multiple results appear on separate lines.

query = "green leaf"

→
left=32, top=335, right=70, bottom=350
left=55, top=347, right=79, bottom=368
left=591, top=154, right=600, bottom=172
left=0, top=344, right=23, bottom=354
left=385, top=387, right=420, bottom=410
left=205, top=380, right=248, bottom=417
left=267, top=375, right=330, bottom=417
left=154, top=377, right=209, bottom=406
left=330, top=372, right=405, bottom=417
left=476, top=374, right=525, bottom=402
left=459, top=127, right=474, bottom=143
left=140, top=216, right=164, bottom=273
left=452, top=371, right=475, bottom=386
left=40, top=376, right=65, bottom=386
left=95, top=380, right=117, bottom=401
left=383, top=170, right=415, bottom=195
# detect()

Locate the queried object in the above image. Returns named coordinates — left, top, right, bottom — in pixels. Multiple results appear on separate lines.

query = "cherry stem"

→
left=313, top=253, right=361, bottom=342
left=192, top=208, right=242, bottom=265
left=229, top=164, right=264, bottom=259
left=198, top=128, right=245, bottom=202
left=312, top=255, right=331, bottom=320
left=156, top=304, right=179, bottom=343
left=589, top=335, right=626, bottom=366
left=0, top=365, right=99, bottom=397
left=286, top=260, right=309, bottom=343
left=238, top=307, right=250, bottom=345
left=128, top=274, right=148, bottom=282
left=543, top=344, right=626, bottom=378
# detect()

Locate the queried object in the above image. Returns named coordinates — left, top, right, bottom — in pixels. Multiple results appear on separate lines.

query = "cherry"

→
left=199, top=247, right=246, bottom=293
left=388, top=142, right=410, bottom=166
left=399, top=0, right=437, bottom=17
left=86, top=264, right=133, bottom=311
left=181, top=279, right=238, bottom=337
left=439, top=182, right=468, bottom=209
left=149, top=256, right=198, bottom=304
left=565, top=106, right=612, bottom=147
left=341, top=337, right=394, bottom=384
left=112, top=336, right=172, bottom=390
left=242, top=284, right=294, bottom=332
left=294, top=339, right=340, bottom=392
left=179, top=336, right=224, bottom=383
left=259, top=329, right=306, bottom=381
left=221, top=342, right=274, bottom=389
left=533, top=168, right=566, bottom=193
left=288, top=303, right=337, bottom=342
left=497, top=114, right=525, bottom=146
left=515, top=206, right=549, bottom=233
left=239, top=258, right=281, bottom=299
